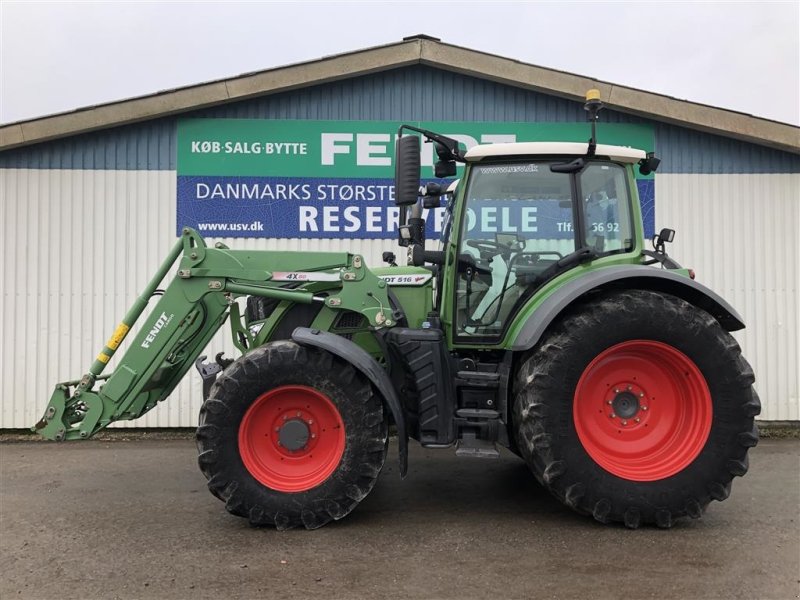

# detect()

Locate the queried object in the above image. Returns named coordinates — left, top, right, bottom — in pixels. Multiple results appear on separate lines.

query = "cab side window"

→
left=580, top=164, right=633, bottom=253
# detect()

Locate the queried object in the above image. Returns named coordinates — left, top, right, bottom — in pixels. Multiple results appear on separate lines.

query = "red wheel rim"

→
left=573, top=340, right=712, bottom=481
left=238, top=385, right=345, bottom=492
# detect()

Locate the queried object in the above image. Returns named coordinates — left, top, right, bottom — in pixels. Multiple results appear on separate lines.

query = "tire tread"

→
left=512, top=289, right=758, bottom=528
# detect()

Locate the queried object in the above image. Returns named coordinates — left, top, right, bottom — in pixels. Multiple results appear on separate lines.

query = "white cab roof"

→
left=465, top=142, right=647, bottom=163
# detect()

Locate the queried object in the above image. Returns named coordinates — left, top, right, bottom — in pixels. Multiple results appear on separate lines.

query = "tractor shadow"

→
left=347, top=443, right=575, bottom=525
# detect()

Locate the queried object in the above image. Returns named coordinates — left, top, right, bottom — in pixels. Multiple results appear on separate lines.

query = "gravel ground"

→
left=1, top=437, right=798, bottom=600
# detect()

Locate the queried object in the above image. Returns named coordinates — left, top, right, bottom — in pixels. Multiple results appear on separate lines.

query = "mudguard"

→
left=291, top=327, right=408, bottom=478
left=511, top=265, right=745, bottom=351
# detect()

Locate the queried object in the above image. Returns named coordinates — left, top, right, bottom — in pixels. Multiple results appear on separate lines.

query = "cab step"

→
left=455, top=432, right=500, bottom=459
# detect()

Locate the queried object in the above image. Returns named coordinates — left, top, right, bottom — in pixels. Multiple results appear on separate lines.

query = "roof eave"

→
left=419, top=41, right=800, bottom=154
left=0, top=39, right=424, bottom=151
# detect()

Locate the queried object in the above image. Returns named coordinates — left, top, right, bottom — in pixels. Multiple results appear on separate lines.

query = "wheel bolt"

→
left=621, top=420, right=627, bottom=426
left=639, top=392, right=644, bottom=398
left=610, top=413, right=616, bottom=418
left=642, top=406, right=648, bottom=411
left=634, top=418, right=640, bottom=423
left=607, top=400, right=612, bottom=405
left=308, top=419, right=314, bottom=425
left=614, top=388, right=620, bottom=393
left=296, top=411, right=301, bottom=417
left=627, top=385, right=632, bottom=391
left=275, top=427, right=280, bottom=432
left=311, top=433, right=316, bottom=439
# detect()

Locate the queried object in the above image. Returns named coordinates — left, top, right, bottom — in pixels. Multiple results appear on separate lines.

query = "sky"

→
left=0, top=1, right=798, bottom=126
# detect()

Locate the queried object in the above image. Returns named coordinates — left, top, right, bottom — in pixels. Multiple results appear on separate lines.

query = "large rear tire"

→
left=513, top=289, right=760, bottom=528
left=196, top=340, right=387, bottom=529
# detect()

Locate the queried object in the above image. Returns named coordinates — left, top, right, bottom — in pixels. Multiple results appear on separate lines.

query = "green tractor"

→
left=35, top=91, right=759, bottom=529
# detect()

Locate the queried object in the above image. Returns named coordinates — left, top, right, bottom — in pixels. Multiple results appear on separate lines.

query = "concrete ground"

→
left=1, top=438, right=798, bottom=600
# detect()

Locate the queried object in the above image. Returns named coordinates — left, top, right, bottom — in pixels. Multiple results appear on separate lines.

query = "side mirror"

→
left=657, top=228, right=675, bottom=244
left=423, top=196, right=441, bottom=209
left=653, top=227, right=675, bottom=255
left=639, top=153, right=661, bottom=175
left=434, top=160, right=457, bottom=178
left=433, top=141, right=458, bottom=177
left=420, top=182, right=443, bottom=208
left=395, top=136, right=421, bottom=206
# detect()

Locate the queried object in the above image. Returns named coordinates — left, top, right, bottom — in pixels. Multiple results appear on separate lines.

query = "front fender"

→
left=291, top=327, right=408, bottom=478
left=510, top=265, right=745, bottom=351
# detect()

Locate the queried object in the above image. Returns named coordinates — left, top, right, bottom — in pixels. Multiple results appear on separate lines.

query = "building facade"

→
left=1, top=37, right=798, bottom=428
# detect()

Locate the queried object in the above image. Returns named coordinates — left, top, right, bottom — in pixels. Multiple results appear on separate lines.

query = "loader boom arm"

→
left=34, top=228, right=395, bottom=441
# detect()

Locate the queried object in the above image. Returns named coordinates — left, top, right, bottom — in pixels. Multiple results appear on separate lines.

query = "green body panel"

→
left=371, top=266, right=435, bottom=329
left=501, top=253, right=641, bottom=349
left=243, top=266, right=432, bottom=358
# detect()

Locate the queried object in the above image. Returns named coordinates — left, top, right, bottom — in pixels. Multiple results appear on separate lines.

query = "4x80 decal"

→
left=271, top=272, right=341, bottom=282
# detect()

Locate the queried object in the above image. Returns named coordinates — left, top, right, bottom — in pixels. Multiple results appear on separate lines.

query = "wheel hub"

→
left=278, top=419, right=310, bottom=451
left=605, top=383, right=648, bottom=426
left=611, top=390, right=640, bottom=419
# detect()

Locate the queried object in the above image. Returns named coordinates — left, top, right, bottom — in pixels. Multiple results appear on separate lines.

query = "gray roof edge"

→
left=1, top=36, right=798, bottom=154
left=420, top=40, right=800, bottom=154
left=0, top=39, right=423, bottom=151
left=0, top=37, right=422, bottom=128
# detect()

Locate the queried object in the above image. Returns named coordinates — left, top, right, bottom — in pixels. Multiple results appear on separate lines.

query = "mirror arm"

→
left=398, top=125, right=466, bottom=161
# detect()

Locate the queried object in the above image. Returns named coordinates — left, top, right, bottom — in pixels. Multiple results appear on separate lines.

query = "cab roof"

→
left=465, top=142, right=647, bottom=163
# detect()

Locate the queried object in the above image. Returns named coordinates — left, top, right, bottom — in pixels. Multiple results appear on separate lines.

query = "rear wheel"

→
left=196, top=341, right=387, bottom=529
left=513, top=289, right=760, bottom=528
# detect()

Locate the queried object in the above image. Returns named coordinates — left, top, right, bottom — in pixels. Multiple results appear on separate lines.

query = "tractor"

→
left=34, top=91, right=760, bottom=529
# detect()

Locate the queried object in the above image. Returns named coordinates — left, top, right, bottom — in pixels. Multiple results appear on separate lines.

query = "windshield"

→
left=455, top=160, right=633, bottom=338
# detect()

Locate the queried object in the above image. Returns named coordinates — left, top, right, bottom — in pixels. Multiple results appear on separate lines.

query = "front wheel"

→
left=196, top=341, right=388, bottom=529
left=513, top=290, right=760, bottom=528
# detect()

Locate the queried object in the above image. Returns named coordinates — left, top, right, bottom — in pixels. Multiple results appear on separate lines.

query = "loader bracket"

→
left=195, top=354, right=231, bottom=401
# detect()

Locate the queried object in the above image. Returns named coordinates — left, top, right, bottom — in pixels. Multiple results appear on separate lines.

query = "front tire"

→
left=513, top=289, right=760, bottom=528
left=196, top=341, right=388, bottom=529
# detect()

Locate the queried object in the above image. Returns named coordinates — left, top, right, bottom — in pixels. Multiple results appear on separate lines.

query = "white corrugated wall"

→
left=656, top=173, right=800, bottom=421
left=0, top=168, right=397, bottom=428
left=1, top=168, right=798, bottom=427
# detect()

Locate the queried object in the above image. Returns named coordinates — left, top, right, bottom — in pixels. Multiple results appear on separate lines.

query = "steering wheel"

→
left=466, top=239, right=508, bottom=259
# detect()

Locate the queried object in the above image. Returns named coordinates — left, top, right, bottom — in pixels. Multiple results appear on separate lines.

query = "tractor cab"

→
left=451, top=144, right=645, bottom=341
left=394, top=92, right=658, bottom=345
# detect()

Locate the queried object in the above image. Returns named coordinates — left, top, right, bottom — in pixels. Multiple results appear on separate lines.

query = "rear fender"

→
left=291, top=327, right=408, bottom=477
left=510, top=265, right=745, bottom=351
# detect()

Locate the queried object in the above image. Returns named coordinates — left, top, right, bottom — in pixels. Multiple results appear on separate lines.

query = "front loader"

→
left=35, top=91, right=760, bottom=529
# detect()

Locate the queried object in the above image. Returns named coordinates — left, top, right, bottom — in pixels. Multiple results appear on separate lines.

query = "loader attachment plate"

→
left=35, top=384, right=105, bottom=441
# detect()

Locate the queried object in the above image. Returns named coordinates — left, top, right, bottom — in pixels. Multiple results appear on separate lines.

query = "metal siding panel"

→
left=656, top=123, right=800, bottom=174
left=656, top=173, right=799, bottom=420
left=0, top=120, right=177, bottom=171
left=3, top=65, right=798, bottom=173
left=1, top=167, right=798, bottom=426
